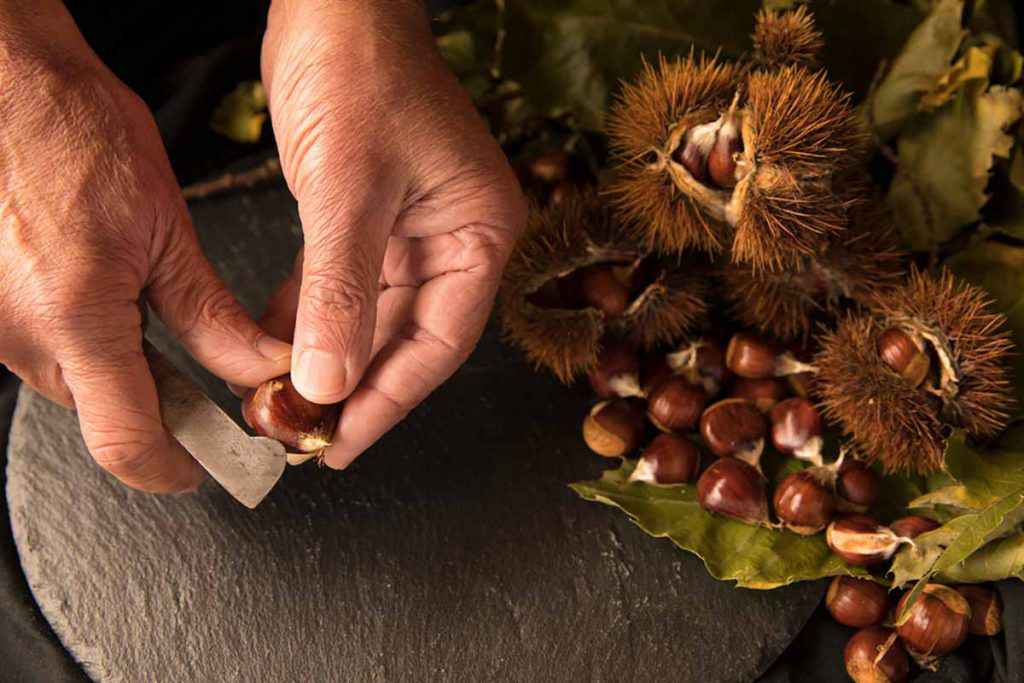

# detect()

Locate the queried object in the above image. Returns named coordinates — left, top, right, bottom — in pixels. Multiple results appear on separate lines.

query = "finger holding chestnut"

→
left=242, top=375, right=341, bottom=462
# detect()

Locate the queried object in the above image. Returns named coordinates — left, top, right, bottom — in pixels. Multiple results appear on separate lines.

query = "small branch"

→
left=181, top=157, right=283, bottom=201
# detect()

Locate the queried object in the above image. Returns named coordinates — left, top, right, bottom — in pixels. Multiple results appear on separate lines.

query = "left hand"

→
left=259, top=0, right=526, bottom=468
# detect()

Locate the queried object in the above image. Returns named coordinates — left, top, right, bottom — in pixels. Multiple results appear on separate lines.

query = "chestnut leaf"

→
left=934, top=528, right=1024, bottom=583
left=571, top=460, right=873, bottom=589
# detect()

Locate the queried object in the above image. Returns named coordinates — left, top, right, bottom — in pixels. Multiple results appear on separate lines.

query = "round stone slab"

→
left=6, top=175, right=824, bottom=682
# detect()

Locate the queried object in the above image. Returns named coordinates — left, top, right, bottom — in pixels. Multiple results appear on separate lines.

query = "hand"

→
left=0, top=3, right=291, bottom=492
left=260, top=0, right=526, bottom=467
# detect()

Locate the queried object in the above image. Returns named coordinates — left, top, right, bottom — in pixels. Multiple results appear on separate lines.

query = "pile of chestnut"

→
left=831, top=577, right=1002, bottom=682
left=580, top=329, right=1005, bottom=680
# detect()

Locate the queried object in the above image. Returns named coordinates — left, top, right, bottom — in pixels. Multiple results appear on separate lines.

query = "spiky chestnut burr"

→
left=814, top=269, right=1016, bottom=474
left=827, top=576, right=890, bottom=628
left=720, top=196, right=905, bottom=342
left=844, top=627, right=909, bottom=683
left=752, top=6, right=825, bottom=68
left=242, top=376, right=340, bottom=465
left=500, top=190, right=709, bottom=384
left=629, top=434, right=701, bottom=485
left=896, top=584, right=970, bottom=662
left=606, top=43, right=867, bottom=270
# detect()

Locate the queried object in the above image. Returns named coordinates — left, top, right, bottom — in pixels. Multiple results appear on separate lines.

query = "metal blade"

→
left=146, top=345, right=286, bottom=508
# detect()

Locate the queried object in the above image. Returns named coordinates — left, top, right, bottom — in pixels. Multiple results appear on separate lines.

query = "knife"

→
left=145, top=344, right=286, bottom=508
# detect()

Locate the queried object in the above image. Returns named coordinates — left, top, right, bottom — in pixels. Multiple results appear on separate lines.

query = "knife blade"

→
left=145, top=344, right=286, bottom=508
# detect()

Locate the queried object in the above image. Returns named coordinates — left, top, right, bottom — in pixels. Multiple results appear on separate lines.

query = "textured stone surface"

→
left=7, top=171, right=825, bottom=682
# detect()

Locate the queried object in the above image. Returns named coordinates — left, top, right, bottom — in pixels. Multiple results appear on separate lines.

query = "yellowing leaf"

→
left=919, top=45, right=996, bottom=109
left=936, top=529, right=1024, bottom=582
left=210, top=81, right=268, bottom=144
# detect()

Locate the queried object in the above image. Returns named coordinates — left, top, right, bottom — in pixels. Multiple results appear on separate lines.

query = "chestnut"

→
left=699, top=398, right=767, bottom=467
left=877, top=327, right=930, bottom=388
left=826, top=576, right=890, bottom=628
left=896, top=584, right=970, bottom=657
left=697, top=458, right=770, bottom=525
left=772, top=470, right=835, bottom=535
left=725, top=332, right=816, bottom=379
left=770, top=398, right=824, bottom=465
left=955, top=585, right=1002, bottom=636
left=647, top=376, right=708, bottom=433
left=787, top=371, right=813, bottom=398
left=844, top=627, right=909, bottom=683
left=836, top=459, right=881, bottom=512
left=582, top=399, right=645, bottom=458
left=629, top=434, right=701, bottom=485
left=242, top=375, right=340, bottom=458
left=889, top=515, right=940, bottom=540
left=674, top=128, right=710, bottom=183
left=578, top=264, right=631, bottom=316
left=707, top=119, right=741, bottom=189
left=588, top=339, right=642, bottom=399
left=525, top=151, right=570, bottom=184
left=666, top=340, right=729, bottom=396
left=826, top=514, right=908, bottom=567
left=729, top=377, right=788, bottom=413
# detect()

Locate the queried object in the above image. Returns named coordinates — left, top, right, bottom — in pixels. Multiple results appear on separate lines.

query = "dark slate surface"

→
left=6, top=172, right=825, bottom=682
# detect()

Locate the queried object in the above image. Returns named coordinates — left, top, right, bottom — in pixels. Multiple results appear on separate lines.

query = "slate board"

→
left=6, top=167, right=824, bottom=682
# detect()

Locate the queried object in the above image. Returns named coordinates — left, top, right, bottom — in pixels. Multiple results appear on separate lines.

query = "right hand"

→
left=0, top=4, right=292, bottom=492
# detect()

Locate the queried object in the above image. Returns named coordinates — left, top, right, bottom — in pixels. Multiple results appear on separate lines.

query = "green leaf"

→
left=935, top=528, right=1024, bottom=582
left=887, top=84, right=1023, bottom=249
left=890, top=489, right=1024, bottom=588
left=867, top=0, right=967, bottom=140
left=210, top=81, right=268, bottom=144
left=571, top=460, right=871, bottom=589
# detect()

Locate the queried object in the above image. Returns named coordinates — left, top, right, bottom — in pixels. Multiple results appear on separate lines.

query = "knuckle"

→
left=457, top=225, right=511, bottom=285
left=90, top=437, right=166, bottom=490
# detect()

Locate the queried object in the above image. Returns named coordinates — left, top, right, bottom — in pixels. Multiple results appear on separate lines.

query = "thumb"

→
left=147, top=212, right=292, bottom=388
left=288, top=164, right=401, bottom=404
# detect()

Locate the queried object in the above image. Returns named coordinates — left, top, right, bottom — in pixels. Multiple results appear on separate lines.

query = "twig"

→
left=181, top=157, right=283, bottom=201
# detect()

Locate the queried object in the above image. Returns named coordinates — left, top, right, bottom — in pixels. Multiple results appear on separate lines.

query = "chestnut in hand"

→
left=647, top=376, right=707, bottom=433
left=697, top=458, right=770, bottom=525
left=844, top=627, right=909, bottom=683
left=582, top=399, right=645, bottom=458
left=629, top=434, right=701, bottom=485
left=772, top=470, right=835, bottom=535
left=896, top=584, right=970, bottom=658
left=242, top=375, right=341, bottom=462
left=826, top=576, right=890, bottom=628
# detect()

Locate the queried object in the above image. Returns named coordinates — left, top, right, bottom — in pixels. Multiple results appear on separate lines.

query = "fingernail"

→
left=293, top=348, right=346, bottom=402
left=226, top=382, right=248, bottom=398
left=255, top=335, right=293, bottom=363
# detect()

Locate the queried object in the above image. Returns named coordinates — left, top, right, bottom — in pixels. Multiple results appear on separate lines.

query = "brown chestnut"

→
left=725, top=331, right=815, bottom=379
left=647, top=376, right=708, bottom=433
left=707, top=119, right=741, bottom=189
left=525, top=151, right=570, bottom=184
left=630, top=434, right=701, bottom=485
left=588, top=339, right=642, bottom=399
left=772, top=470, right=836, bottom=535
left=877, top=327, right=930, bottom=388
left=699, top=398, right=767, bottom=466
left=837, top=460, right=882, bottom=512
left=640, top=353, right=674, bottom=393
left=666, top=340, right=729, bottom=396
left=956, top=585, right=1002, bottom=636
left=730, top=377, right=788, bottom=413
left=242, top=375, right=340, bottom=459
left=770, top=398, right=824, bottom=465
left=578, top=265, right=631, bottom=317
left=582, top=399, right=645, bottom=458
left=826, top=514, right=908, bottom=567
left=889, top=515, right=941, bottom=540
left=697, top=458, right=770, bottom=525
left=896, top=584, right=970, bottom=657
left=844, top=626, right=909, bottom=683
left=827, top=576, right=891, bottom=628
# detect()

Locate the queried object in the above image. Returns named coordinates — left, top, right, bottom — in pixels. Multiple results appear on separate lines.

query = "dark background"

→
left=0, top=2, right=1021, bottom=681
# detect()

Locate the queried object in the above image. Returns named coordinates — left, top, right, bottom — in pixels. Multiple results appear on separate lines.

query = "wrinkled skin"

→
left=0, top=0, right=525, bottom=491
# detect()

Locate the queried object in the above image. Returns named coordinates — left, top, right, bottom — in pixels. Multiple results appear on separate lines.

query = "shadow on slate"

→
left=6, top=165, right=824, bottom=682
